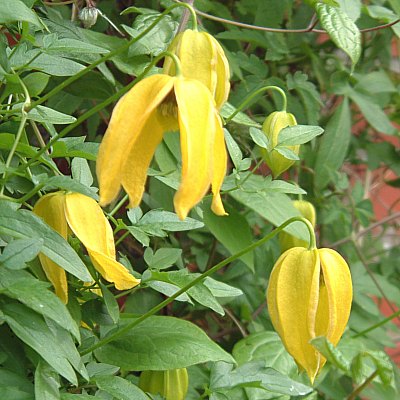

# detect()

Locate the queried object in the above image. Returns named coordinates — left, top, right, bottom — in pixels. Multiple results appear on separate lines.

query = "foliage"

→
left=0, top=0, right=399, bottom=399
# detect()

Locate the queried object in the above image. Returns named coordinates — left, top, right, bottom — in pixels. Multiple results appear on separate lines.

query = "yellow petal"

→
left=33, top=192, right=68, bottom=304
left=96, top=74, right=175, bottom=206
left=211, top=112, right=227, bottom=216
left=274, top=247, right=321, bottom=383
left=89, top=250, right=140, bottom=290
left=318, top=248, right=352, bottom=345
left=64, top=192, right=115, bottom=257
left=173, top=78, right=215, bottom=220
left=121, top=109, right=176, bottom=208
left=213, top=36, right=230, bottom=109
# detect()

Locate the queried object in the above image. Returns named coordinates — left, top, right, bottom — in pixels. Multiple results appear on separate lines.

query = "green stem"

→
left=109, top=194, right=129, bottom=217
left=0, top=72, right=31, bottom=195
left=163, top=51, right=182, bottom=76
left=347, top=370, right=378, bottom=400
left=80, top=216, right=314, bottom=356
left=19, top=50, right=172, bottom=172
left=352, top=309, right=400, bottom=338
left=28, top=2, right=195, bottom=110
left=224, top=85, right=288, bottom=124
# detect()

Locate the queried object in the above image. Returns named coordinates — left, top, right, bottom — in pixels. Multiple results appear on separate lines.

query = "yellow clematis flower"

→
left=33, top=191, right=141, bottom=303
left=266, top=247, right=352, bottom=383
left=96, top=74, right=228, bottom=220
left=163, top=29, right=230, bottom=109
left=262, top=110, right=299, bottom=178
left=279, top=200, right=316, bottom=252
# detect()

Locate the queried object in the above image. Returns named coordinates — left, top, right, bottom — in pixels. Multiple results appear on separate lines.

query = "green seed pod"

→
left=262, top=111, right=298, bottom=178
left=139, top=368, right=189, bottom=400
left=279, top=200, right=316, bottom=252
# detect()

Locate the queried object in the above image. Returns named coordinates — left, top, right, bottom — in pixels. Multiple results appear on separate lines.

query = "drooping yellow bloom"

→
left=96, top=74, right=228, bottom=220
left=266, top=247, right=352, bottom=383
left=279, top=200, right=316, bottom=252
left=262, top=111, right=298, bottom=178
left=163, top=29, right=230, bottom=109
left=33, top=192, right=140, bottom=303
left=139, top=368, right=188, bottom=400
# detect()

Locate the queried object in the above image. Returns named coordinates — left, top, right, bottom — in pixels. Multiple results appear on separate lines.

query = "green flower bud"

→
left=262, top=111, right=298, bottom=178
left=78, top=7, right=99, bottom=29
left=279, top=200, right=316, bottom=252
left=139, top=368, right=189, bottom=400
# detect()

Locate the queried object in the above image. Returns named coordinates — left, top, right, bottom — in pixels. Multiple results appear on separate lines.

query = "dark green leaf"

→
left=95, top=316, right=235, bottom=370
left=100, top=283, right=120, bottom=324
left=144, top=248, right=182, bottom=270
left=42, top=176, right=98, bottom=200
left=0, top=238, right=43, bottom=269
left=34, top=361, right=60, bottom=400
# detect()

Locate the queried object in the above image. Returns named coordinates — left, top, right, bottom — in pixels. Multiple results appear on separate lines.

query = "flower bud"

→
left=266, top=247, right=352, bottom=383
left=139, top=368, right=189, bottom=400
left=262, top=111, right=298, bottom=178
left=163, top=29, right=230, bottom=109
left=279, top=200, right=316, bottom=252
left=79, top=7, right=99, bottom=28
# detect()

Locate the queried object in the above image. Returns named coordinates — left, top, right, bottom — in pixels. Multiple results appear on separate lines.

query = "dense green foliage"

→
left=0, top=0, right=399, bottom=399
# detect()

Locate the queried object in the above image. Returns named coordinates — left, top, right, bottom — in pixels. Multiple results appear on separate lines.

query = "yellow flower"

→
left=279, top=200, right=316, bottom=252
left=262, top=110, right=298, bottom=178
left=96, top=74, right=228, bottom=220
left=163, top=29, right=230, bottom=109
left=139, top=368, right=189, bottom=400
left=266, top=247, right=352, bottom=383
left=33, top=191, right=140, bottom=303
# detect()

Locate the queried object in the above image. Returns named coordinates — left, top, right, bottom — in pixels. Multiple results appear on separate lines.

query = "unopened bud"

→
left=79, top=7, right=99, bottom=29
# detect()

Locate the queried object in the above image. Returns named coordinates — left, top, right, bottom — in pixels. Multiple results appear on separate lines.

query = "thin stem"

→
left=352, top=309, right=400, bottom=338
left=163, top=51, right=182, bottom=76
left=28, top=2, right=195, bottom=110
left=347, top=370, right=379, bottom=400
left=177, top=0, right=197, bottom=32
left=80, top=216, right=314, bottom=355
left=109, top=194, right=129, bottom=217
left=225, top=85, right=287, bottom=124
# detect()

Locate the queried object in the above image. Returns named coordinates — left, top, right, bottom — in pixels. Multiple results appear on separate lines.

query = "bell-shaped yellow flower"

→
left=266, top=247, right=352, bottom=383
left=163, top=29, right=230, bottom=109
left=262, top=110, right=298, bottom=178
left=96, top=74, right=228, bottom=220
left=139, top=368, right=189, bottom=400
left=279, top=200, right=316, bottom=252
left=33, top=191, right=140, bottom=303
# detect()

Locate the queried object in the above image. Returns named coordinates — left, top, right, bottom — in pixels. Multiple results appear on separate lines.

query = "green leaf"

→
left=144, top=248, right=182, bottom=270
left=263, top=178, right=306, bottom=194
left=0, top=0, right=42, bottom=27
left=42, top=176, right=98, bottom=200
left=0, top=238, right=43, bottom=269
left=0, top=268, right=80, bottom=341
left=233, top=331, right=297, bottom=373
left=51, top=137, right=99, bottom=160
left=337, top=0, right=362, bottom=21
left=71, top=158, right=93, bottom=187
left=43, top=36, right=109, bottom=55
left=0, top=201, right=92, bottom=282
left=95, top=316, right=235, bottom=370
left=310, top=336, right=350, bottom=372
left=349, top=90, right=396, bottom=135
left=223, top=129, right=243, bottom=170
left=0, top=368, right=34, bottom=400
left=277, top=125, right=324, bottom=146
left=34, top=361, right=61, bottom=400
left=94, top=375, right=148, bottom=400
left=100, top=283, right=120, bottom=324
left=24, top=72, right=50, bottom=97
left=146, top=280, right=191, bottom=303
left=209, top=361, right=312, bottom=396
left=314, top=98, right=351, bottom=190
left=221, top=103, right=261, bottom=128
left=203, top=202, right=254, bottom=271
left=2, top=302, right=78, bottom=385
left=249, top=127, right=269, bottom=149
left=204, top=277, right=243, bottom=298
left=316, top=3, right=361, bottom=66
left=27, top=105, right=76, bottom=125
left=273, top=146, right=300, bottom=160
left=229, top=175, right=308, bottom=241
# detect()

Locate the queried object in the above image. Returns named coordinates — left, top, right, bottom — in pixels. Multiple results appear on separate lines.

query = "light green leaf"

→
left=42, top=176, right=98, bottom=200
left=144, top=248, right=182, bottom=270
left=34, top=361, right=60, bottom=400
left=273, top=146, right=300, bottom=160
left=316, top=3, right=361, bottom=66
left=277, top=125, right=324, bottom=146
left=27, top=105, right=76, bottom=125
left=71, top=158, right=93, bottom=187
left=95, top=316, right=235, bottom=370
left=221, top=103, right=261, bottom=127
left=310, top=336, right=350, bottom=372
left=95, top=376, right=148, bottom=400
left=337, top=0, right=362, bottom=21
left=204, top=278, right=243, bottom=298
left=100, top=283, right=120, bottom=324
left=224, top=129, right=243, bottom=170
left=249, top=127, right=269, bottom=149
left=314, top=98, right=351, bottom=190
left=0, top=0, right=42, bottom=27
left=43, top=36, right=109, bottom=55
left=0, top=238, right=43, bottom=270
